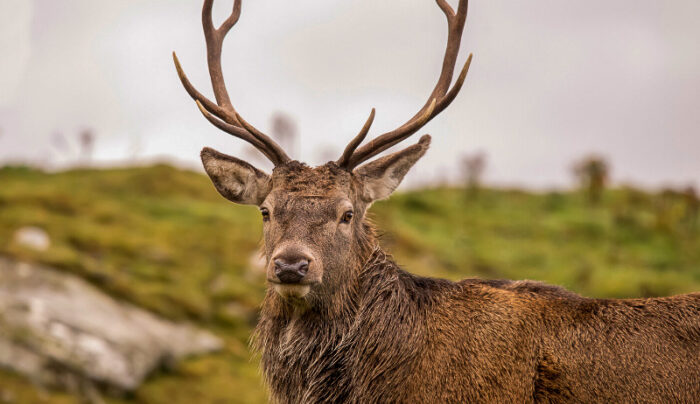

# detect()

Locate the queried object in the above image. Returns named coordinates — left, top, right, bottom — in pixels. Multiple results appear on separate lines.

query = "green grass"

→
left=0, top=164, right=698, bottom=403
left=373, top=188, right=699, bottom=298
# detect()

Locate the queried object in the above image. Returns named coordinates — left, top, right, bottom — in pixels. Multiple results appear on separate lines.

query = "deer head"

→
left=173, top=0, right=471, bottom=305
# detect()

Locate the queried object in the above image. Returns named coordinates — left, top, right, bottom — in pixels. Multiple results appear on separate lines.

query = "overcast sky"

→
left=1, top=0, right=699, bottom=189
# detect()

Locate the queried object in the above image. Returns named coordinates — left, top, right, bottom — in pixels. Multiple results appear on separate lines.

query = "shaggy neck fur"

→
left=253, top=237, right=446, bottom=403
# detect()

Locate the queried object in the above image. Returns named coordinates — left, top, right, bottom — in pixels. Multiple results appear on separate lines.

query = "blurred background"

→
left=1, top=0, right=699, bottom=403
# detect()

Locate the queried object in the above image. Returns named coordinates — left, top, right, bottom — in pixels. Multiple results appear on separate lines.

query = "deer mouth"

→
left=266, top=279, right=319, bottom=285
left=270, top=283, right=316, bottom=298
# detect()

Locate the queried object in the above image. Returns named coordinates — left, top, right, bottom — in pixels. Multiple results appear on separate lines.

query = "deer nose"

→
left=274, top=258, right=310, bottom=284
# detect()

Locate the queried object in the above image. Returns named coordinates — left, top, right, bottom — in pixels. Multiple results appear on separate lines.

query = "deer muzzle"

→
left=267, top=246, right=319, bottom=298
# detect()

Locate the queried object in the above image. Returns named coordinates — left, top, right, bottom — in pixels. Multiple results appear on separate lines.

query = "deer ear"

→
left=355, top=135, right=431, bottom=202
left=200, top=147, right=272, bottom=205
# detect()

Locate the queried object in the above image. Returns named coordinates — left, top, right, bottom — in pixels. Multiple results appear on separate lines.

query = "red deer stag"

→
left=173, top=1, right=700, bottom=402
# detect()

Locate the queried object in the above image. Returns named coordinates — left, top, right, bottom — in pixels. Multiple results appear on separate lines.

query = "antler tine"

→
left=200, top=0, right=236, bottom=111
left=343, top=0, right=471, bottom=170
left=347, top=99, right=438, bottom=167
left=436, top=0, right=456, bottom=18
left=195, top=101, right=278, bottom=163
left=173, top=52, right=234, bottom=125
left=173, top=0, right=291, bottom=166
left=337, top=108, right=376, bottom=168
left=218, top=0, right=242, bottom=37
left=234, top=112, right=291, bottom=165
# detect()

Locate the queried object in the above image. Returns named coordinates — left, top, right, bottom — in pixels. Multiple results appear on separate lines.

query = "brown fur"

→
left=255, top=248, right=700, bottom=403
left=199, top=143, right=700, bottom=403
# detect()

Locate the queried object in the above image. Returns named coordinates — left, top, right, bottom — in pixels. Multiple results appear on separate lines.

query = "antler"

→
left=173, top=0, right=291, bottom=166
left=338, top=0, right=472, bottom=170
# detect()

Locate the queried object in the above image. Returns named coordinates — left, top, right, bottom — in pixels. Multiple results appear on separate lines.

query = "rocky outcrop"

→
left=0, top=257, right=222, bottom=392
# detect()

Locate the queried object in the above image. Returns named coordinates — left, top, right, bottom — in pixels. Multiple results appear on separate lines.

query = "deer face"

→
left=260, top=164, right=361, bottom=300
left=200, top=135, right=431, bottom=301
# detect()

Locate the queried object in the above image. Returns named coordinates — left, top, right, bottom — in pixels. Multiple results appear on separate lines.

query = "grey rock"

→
left=0, top=257, right=222, bottom=392
left=12, top=227, right=50, bottom=251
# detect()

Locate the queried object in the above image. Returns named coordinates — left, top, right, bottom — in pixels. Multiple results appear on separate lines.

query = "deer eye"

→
left=341, top=210, right=354, bottom=224
left=260, top=207, right=270, bottom=222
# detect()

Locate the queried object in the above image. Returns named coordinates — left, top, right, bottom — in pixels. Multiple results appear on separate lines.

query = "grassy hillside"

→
left=0, top=164, right=698, bottom=403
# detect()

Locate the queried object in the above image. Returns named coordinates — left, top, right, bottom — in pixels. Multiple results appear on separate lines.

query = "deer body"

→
left=255, top=248, right=700, bottom=403
left=173, top=0, right=700, bottom=402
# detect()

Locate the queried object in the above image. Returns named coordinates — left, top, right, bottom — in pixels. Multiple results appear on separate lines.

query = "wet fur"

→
left=255, top=249, right=700, bottom=403
left=201, top=149, right=700, bottom=403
